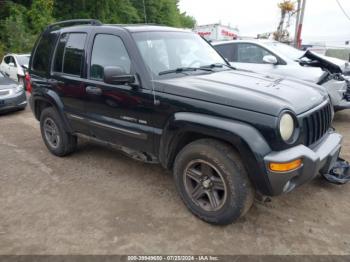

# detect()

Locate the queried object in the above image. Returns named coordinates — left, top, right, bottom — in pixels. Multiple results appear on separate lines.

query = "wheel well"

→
left=34, top=100, right=52, bottom=120
left=168, top=132, right=238, bottom=169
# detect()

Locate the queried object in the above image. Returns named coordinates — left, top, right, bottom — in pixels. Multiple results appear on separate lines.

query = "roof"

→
left=50, top=23, right=189, bottom=34
left=212, top=39, right=277, bottom=45
left=111, top=24, right=188, bottom=33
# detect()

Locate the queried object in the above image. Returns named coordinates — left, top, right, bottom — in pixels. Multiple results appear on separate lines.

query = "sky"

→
left=179, top=0, right=350, bottom=46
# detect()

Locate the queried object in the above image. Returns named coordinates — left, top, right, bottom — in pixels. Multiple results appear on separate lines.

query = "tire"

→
left=40, top=107, right=77, bottom=157
left=173, top=138, right=255, bottom=225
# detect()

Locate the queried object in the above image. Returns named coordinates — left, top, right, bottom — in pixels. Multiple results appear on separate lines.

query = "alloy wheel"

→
left=183, top=159, right=227, bottom=212
left=43, top=117, right=60, bottom=149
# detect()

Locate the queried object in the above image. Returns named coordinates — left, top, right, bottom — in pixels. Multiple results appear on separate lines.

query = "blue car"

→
left=0, top=71, right=27, bottom=113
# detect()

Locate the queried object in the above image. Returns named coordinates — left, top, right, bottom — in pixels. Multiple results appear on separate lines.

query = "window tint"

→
left=90, top=34, right=131, bottom=80
left=4, top=56, right=11, bottom=64
left=215, top=44, right=234, bottom=61
left=63, top=33, right=86, bottom=76
left=53, top=33, right=86, bottom=76
left=235, top=43, right=272, bottom=64
left=53, top=33, right=69, bottom=72
left=32, top=32, right=58, bottom=74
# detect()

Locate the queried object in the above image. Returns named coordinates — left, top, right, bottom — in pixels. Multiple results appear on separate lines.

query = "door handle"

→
left=86, top=85, right=102, bottom=95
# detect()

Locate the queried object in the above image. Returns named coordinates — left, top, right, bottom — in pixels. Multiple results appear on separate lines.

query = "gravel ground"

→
left=0, top=104, right=349, bottom=255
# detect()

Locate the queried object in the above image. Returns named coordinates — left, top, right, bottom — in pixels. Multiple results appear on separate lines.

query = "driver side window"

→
left=90, top=34, right=131, bottom=81
left=235, top=43, right=272, bottom=64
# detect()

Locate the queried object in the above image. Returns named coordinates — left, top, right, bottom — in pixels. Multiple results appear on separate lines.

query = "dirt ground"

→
left=0, top=104, right=349, bottom=255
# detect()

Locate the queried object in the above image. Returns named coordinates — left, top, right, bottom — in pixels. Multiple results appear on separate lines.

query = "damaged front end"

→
left=323, top=157, right=350, bottom=184
left=300, top=50, right=350, bottom=74
left=298, top=51, right=350, bottom=110
left=315, top=71, right=350, bottom=111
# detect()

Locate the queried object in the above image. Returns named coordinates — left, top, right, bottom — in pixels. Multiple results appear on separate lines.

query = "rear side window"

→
left=32, top=32, right=58, bottom=74
left=90, top=34, right=131, bottom=81
left=53, top=33, right=87, bottom=77
left=215, top=44, right=234, bottom=61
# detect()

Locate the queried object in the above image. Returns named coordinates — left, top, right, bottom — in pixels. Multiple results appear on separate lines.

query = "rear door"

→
left=50, top=32, right=90, bottom=133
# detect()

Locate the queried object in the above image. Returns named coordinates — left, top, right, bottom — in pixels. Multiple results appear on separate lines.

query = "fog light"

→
left=269, top=159, right=302, bottom=172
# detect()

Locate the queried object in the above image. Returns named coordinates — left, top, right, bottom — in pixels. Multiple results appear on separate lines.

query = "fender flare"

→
left=159, top=112, right=273, bottom=195
left=31, top=89, right=73, bottom=133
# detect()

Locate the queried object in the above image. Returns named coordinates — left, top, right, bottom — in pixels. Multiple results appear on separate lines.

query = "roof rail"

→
left=46, top=19, right=102, bottom=31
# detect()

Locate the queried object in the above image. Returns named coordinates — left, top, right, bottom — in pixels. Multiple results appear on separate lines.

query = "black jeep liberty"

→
left=28, top=20, right=344, bottom=224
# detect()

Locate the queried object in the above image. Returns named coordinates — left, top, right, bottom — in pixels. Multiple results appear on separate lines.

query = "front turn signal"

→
left=269, top=159, right=302, bottom=172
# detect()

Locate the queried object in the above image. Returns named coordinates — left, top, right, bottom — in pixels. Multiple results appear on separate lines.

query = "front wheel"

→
left=173, top=139, right=255, bottom=225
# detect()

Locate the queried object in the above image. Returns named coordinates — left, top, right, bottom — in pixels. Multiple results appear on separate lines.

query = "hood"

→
left=154, top=70, right=328, bottom=116
left=301, top=50, right=350, bottom=74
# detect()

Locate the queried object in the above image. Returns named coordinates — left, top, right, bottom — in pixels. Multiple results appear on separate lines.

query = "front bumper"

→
left=264, top=131, right=342, bottom=195
left=0, top=91, right=27, bottom=112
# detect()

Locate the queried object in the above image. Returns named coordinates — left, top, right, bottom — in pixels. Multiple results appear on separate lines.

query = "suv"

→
left=29, top=20, right=344, bottom=225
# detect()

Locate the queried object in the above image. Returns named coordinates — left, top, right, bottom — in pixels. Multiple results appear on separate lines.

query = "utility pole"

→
left=143, top=0, right=147, bottom=24
left=295, top=0, right=307, bottom=49
left=294, top=0, right=301, bottom=47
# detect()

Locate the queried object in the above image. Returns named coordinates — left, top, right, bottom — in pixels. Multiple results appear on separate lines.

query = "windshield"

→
left=16, top=55, right=30, bottom=66
left=265, top=42, right=304, bottom=61
left=133, top=31, right=227, bottom=77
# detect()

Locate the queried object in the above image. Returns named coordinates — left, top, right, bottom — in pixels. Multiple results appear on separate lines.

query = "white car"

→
left=212, top=40, right=350, bottom=111
left=0, top=53, right=30, bottom=85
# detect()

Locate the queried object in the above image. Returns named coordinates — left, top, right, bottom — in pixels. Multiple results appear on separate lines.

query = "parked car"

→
left=212, top=40, right=350, bottom=111
left=28, top=20, right=348, bottom=225
left=0, top=53, right=30, bottom=85
left=0, top=71, right=27, bottom=112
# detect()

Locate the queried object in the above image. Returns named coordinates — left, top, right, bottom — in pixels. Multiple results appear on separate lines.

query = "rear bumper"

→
left=263, top=131, right=342, bottom=195
left=0, top=91, right=27, bottom=112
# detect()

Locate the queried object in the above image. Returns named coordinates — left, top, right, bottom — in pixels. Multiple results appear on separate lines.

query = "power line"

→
left=335, top=0, right=350, bottom=22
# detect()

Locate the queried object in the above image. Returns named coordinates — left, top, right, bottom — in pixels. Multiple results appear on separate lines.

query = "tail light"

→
left=25, top=72, right=32, bottom=93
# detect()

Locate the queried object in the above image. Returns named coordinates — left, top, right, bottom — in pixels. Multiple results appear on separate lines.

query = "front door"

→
left=230, top=43, right=284, bottom=75
left=83, top=32, right=155, bottom=153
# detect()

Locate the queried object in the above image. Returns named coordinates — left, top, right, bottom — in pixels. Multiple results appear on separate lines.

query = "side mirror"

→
left=9, top=62, right=15, bottom=67
left=263, top=55, right=278, bottom=65
left=103, top=66, right=135, bottom=85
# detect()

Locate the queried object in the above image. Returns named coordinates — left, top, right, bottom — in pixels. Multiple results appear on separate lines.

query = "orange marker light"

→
left=269, top=159, right=302, bottom=172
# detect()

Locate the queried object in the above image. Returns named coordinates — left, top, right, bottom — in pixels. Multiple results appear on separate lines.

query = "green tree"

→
left=0, top=0, right=196, bottom=58
left=2, top=3, right=35, bottom=53
left=28, top=0, right=55, bottom=34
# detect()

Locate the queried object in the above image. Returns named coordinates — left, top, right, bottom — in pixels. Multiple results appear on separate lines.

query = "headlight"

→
left=13, top=85, right=24, bottom=94
left=279, top=113, right=295, bottom=142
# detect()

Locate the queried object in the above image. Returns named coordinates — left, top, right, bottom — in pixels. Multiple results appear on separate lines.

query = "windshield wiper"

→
left=200, top=63, right=236, bottom=70
left=158, top=67, right=212, bottom=76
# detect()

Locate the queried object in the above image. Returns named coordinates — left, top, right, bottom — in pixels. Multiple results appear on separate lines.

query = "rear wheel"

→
left=173, top=139, right=254, bottom=225
left=40, top=107, right=77, bottom=156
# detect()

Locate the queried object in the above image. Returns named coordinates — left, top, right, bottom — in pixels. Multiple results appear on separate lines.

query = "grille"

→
left=0, top=90, right=10, bottom=97
left=303, top=102, right=332, bottom=146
